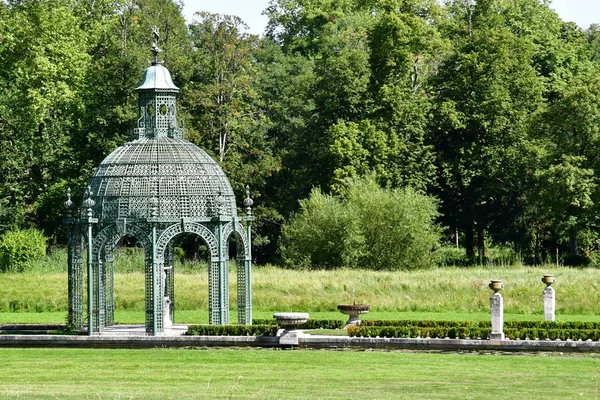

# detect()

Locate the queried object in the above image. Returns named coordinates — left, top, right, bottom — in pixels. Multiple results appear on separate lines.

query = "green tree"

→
left=430, top=0, right=567, bottom=259
left=183, top=13, right=280, bottom=260
left=0, top=0, right=89, bottom=233
left=530, top=70, right=600, bottom=257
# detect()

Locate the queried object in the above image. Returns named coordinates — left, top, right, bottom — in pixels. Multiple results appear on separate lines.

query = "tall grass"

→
left=2, top=254, right=600, bottom=316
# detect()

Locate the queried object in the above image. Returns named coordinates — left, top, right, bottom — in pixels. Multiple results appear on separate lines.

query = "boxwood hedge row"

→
left=185, top=324, right=278, bottom=336
left=251, top=319, right=344, bottom=329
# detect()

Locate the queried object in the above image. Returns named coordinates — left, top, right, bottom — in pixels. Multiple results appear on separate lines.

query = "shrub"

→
left=281, top=176, right=440, bottom=270
left=280, top=188, right=364, bottom=269
left=185, top=324, right=278, bottom=336
left=0, top=228, right=47, bottom=272
left=253, top=319, right=344, bottom=329
left=360, top=319, right=475, bottom=328
left=433, top=247, right=470, bottom=267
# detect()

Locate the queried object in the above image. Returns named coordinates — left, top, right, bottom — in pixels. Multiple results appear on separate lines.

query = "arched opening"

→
left=162, top=232, right=213, bottom=325
left=103, top=233, right=146, bottom=327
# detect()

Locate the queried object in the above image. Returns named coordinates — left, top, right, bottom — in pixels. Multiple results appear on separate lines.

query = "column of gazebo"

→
left=79, top=187, right=99, bottom=335
left=146, top=199, right=164, bottom=335
left=238, top=185, right=254, bottom=325
left=65, top=189, right=85, bottom=331
left=104, top=247, right=115, bottom=326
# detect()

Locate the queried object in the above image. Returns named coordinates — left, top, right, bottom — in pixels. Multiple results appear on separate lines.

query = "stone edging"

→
left=1, top=334, right=600, bottom=352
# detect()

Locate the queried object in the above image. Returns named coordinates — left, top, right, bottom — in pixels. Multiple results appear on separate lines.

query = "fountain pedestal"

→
left=273, top=312, right=309, bottom=345
left=337, top=304, right=371, bottom=327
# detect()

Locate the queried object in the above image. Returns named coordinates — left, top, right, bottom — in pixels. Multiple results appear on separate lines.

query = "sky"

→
left=182, top=0, right=600, bottom=36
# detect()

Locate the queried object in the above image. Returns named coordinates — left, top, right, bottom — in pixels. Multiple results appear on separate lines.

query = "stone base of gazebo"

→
left=97, top=324, right=188, bottom=337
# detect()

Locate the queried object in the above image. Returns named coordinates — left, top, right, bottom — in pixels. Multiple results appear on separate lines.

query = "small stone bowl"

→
left=273, top=312, right=309, bottom=329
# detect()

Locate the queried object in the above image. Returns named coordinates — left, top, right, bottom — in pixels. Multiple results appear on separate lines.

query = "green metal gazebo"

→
left=64, top=32, right=253, bottom=336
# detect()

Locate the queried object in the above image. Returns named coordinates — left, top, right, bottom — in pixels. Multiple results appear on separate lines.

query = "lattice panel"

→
left=145, top=258, right=154, bottom=334
left=104, top=256, right=115, bottom=326
left=208, top=260, right=221, bottom=324
left=68, top=233, right=85, bottom=329
left=237, top=259, right=252, bottom=325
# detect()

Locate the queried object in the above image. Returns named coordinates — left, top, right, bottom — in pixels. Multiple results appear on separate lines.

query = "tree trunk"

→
left=455, top=227, right=459, bottom=249
left=570, top=229, right=578, bottom=256
left=477, top=227, right=485, bottom=263
left=465, top=223, right=475, bottom=259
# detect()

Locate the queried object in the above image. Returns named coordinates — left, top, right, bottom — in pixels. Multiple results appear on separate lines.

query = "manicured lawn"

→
left=3, top=310, right=600, bottom=325
left=0, top=348, right=597, bottom=399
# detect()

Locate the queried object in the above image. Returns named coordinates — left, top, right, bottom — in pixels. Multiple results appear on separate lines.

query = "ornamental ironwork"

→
left=64, top=29, right=254, bottom=336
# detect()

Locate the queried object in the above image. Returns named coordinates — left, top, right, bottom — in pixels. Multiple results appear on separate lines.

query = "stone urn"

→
left=273, top=312, right=309, bottom=329
left=337, top=303, right=371, bottom=327
left=542, top=274, right=555, bottom=286
left=489, top=280, right=503, bottom=293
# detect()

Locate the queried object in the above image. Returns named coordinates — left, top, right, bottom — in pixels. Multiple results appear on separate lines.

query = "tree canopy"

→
left=2, top=0, right=600, bottom=267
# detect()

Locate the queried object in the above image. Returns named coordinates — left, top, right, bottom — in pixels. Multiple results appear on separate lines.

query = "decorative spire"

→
left=83, top=186, right=96, bottom=218
left=151, top=26, right=161, bottom=64
left=243, top=185, right=254, bottom=215
left=64, top=187, right=73, bottom=219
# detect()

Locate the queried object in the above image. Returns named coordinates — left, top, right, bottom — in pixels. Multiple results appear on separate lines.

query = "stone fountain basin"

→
left=337, top=304, right=371, bottom=314
left=273, top=312, right=309, bottom=327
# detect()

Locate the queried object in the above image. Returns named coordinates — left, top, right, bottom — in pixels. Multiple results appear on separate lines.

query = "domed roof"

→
left=136, top=62, right=179, bottom=92
left=85, top=137, right=237, bottom=220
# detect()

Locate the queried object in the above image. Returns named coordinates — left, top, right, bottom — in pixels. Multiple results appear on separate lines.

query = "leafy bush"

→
left=185, top=324, right=278, bottom=336
left=280, top=189, right=363, bottom=269
left=433, top=247, right=470, bottom=267
left=0, top=228, right=47, bottom=272
left=281, top=176, right=440, bottom=270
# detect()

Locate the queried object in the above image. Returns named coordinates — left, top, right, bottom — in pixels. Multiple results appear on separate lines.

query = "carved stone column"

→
left=489, top=280, right=504, bottom=340
left=542, top=274, right=556, bottom=322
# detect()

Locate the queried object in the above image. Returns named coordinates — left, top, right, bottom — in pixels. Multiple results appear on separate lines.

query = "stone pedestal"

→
left=542, top=275, right=556, bottom=322
left=337, top=304, right=370, bottom=327
left=273, top=312, right=309, bottom=346
left=489, top=280, right=504, bottom=340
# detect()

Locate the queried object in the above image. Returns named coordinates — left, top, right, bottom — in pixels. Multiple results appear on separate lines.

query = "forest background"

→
left=2, top=0, right=600, bottom=269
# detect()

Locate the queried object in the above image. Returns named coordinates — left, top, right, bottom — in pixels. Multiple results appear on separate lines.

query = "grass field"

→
left=0, top=348, right=598, bottom=399
left=2, top=263, right=600, bottom=317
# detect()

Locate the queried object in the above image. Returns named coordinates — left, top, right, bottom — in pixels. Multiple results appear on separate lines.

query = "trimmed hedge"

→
left=349, top=325, right=600, bottom=341
left=348, top=326, right=491, bottom=339
left=504, top=328, right=600, bottom=341
left=360, top=319, right=478, bottom=328
left=504, top=321, right=600, bottom=330
left=185, top=324, right=278, bottom=336
left=252, top=319, right=344, bottom=330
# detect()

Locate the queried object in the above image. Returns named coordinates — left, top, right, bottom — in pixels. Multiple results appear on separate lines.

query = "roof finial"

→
left=243, top=185, right=254, bottom=215
left=151, top=26, right=161, bottom=64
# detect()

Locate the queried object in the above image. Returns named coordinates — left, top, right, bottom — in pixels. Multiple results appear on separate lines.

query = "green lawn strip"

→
left=3, top=310, right=600, bottom=325
left=0, top=348, right=597, bottom=399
